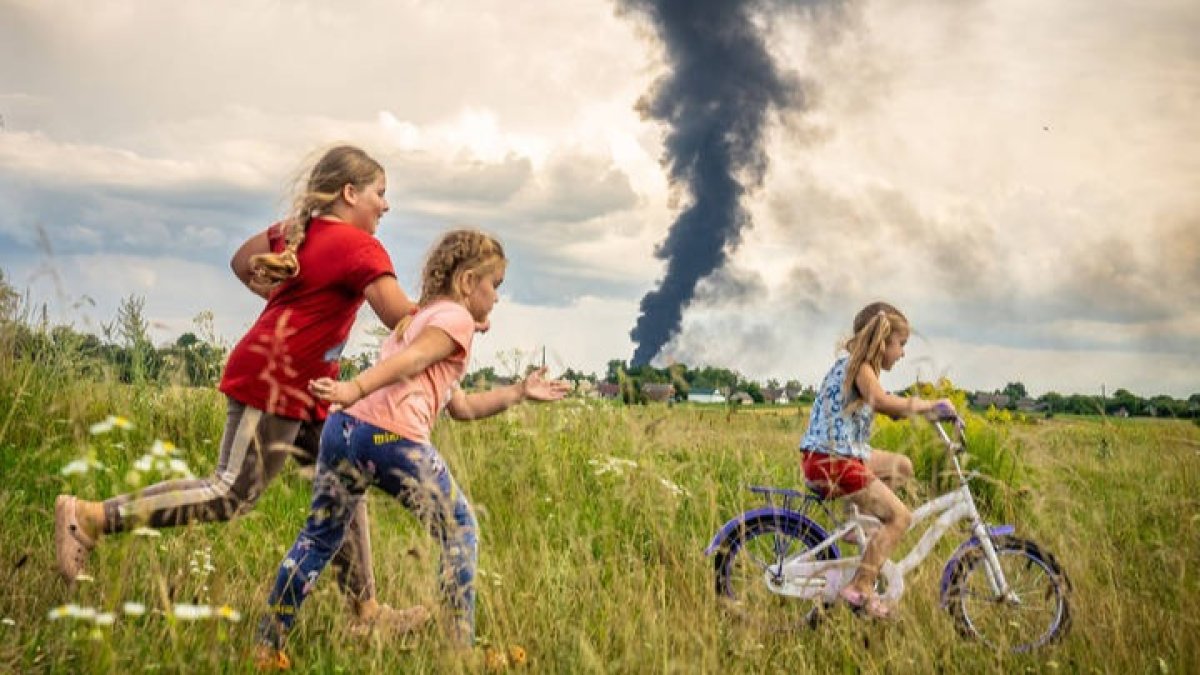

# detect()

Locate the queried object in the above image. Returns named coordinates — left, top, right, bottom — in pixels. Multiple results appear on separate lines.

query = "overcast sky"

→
left=2, top=0, right=1197, bottom=397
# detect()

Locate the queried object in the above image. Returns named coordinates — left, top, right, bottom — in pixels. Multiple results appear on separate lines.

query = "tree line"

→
left=3, top=270, right=1196, bottom=417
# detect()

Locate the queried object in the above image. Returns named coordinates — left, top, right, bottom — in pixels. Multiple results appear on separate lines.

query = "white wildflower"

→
left=89, top=415, right=133, bottom=435
left=48, top=604, right=96, bottom=621
left=659, top=477, right=690, bottom=498
left=74, top=573, right=95, bottom=583
left=168, top=459, right=194, bottom=478
left=217, top=605, right=242, bottom=622
left=93, top=612, right=116, bottom=626
left=122, top=602, right=146, bottom=616
left=60, top=454, right=105, bottom=475
left=131, top=527, right=161, bottom=538
left=589, top=456, right=638, bottom=476
left=2, top=618, right=15, bottom=626
left=171, top=604, right=213, bottom=620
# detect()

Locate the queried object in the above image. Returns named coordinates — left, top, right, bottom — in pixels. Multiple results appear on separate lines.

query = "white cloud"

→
left=1, top=0, right=1197, bottom=397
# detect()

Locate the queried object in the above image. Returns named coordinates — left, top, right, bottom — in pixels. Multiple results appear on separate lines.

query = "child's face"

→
left=881, top=328, right=908, bottom=371
left=463, top=263, right=505, bottom=324
left=345, top=174, right=389, bottom=234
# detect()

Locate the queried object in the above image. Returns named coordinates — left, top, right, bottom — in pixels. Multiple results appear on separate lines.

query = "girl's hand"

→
left=521, top=367, right=571, bottom=402
left=926, top=398, right=957, bottom=421
left=309, top=377, right=364, bottom=407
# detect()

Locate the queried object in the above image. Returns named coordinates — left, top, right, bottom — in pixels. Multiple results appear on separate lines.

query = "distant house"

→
left=596, top=382, right=621, bottom=399
left=642, top=382, right=676, bottom=403
left=729, top=391, right=753, bottom=405
left=973, top=392, right=1011, bottom=409
left=762, top=388, right=792, bottom=405
left=688, top=389, right=726, bottom=404
left=1015, top=397, right=1045, bottom=413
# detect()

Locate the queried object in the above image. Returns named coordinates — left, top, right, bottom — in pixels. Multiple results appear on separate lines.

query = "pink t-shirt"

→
left=346, top=301, right=475, bottom=444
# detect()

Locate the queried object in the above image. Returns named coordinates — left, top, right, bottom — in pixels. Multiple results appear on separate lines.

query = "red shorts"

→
left=801, top=451, right=876, bottom=498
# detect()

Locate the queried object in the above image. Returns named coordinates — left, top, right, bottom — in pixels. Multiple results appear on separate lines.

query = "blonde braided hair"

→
left=842, top=301, right=908, bottom=412
left=417, top=229, right=507, bottom=306
left=250, top=145, right=384, bottom=285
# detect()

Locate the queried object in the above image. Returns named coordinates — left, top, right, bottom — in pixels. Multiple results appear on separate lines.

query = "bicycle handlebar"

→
left=932, top=413, right=967, bottom=454
left=929, top=400, right=959, bottom=422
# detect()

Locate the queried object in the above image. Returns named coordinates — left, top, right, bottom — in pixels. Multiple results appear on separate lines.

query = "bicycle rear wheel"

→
left=713, top=514, right=836, bottom=631
left=945, top=535, right=1071, bottom=652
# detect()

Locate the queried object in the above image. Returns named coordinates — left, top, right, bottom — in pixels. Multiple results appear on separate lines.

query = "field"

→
left=2, top=354, right=1199, bottom=673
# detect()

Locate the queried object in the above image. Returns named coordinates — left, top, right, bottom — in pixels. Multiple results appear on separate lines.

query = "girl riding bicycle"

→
left=800, top=301, right=953, bottom=619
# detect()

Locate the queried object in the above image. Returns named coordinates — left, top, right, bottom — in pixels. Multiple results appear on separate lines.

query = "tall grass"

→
left=1, top=320, right=1198, bottom=672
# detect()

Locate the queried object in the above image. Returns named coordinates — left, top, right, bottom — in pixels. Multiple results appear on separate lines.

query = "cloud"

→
left=1, top=0, right=1198, bottom=396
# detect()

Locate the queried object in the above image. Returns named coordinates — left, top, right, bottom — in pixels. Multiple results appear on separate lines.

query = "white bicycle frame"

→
left=765, top=421, right=1014, bottom=606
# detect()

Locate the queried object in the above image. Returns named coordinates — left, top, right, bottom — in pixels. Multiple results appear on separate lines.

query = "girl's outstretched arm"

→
left=308, top=327, right=459, bottom=407
left=362, top=276, right=417, bottom=330
left=854, top=365, right=952, bottom=419
left=446, top=367, right=571, bottom=421
left=230, top=231, right=275, bottom=299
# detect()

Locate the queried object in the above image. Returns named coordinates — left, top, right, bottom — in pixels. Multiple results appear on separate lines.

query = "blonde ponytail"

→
left=842, top=302, right=908, bottom=412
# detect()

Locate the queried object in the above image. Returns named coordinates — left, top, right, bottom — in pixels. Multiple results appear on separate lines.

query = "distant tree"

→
left=105, top=295, right=158, bottom=384
left=605, top=359, right=627, bottom=384
left=1038, top=391, right=1066, bottom=413
left=1002, top=382, right=1028, bottom=404
left=559, top=367, right=595, bottom=383
left=1110, top=388, right=1143, bottom=416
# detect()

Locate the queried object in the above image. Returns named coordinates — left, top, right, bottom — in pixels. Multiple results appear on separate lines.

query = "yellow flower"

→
left=507, top=645, right=528, bottom=666
left=484, top=647, right=508, bottom=671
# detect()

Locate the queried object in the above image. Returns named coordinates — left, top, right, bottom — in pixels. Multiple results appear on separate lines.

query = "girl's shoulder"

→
left=419, top=299, right=470, bottom=317
left=412, top=300, right=474, bottom=333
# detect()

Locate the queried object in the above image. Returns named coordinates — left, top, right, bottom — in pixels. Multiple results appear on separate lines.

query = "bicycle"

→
left=704, top=413, right=1071, bottom=652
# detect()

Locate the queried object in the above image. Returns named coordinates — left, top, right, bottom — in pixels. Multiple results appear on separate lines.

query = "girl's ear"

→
left=454, top=268, right=477, bottom=299
left=339, top=183, right=359, bottom=206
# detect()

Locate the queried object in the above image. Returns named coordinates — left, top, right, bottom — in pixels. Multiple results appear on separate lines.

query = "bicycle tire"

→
left=712, top=513, right=836, bottom=630
left=944, top=535, right=1071, bottom=652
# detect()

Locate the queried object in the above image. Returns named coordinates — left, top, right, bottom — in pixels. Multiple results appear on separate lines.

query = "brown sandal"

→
left=348, top=603, right=431, bottom=638
left=839, top=586, right=894, bottom=620
left=54, top=495, right=96, bottom=584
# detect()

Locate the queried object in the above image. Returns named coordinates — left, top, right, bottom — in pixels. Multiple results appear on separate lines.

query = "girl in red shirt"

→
left=55, top=145, right=424, bottom=634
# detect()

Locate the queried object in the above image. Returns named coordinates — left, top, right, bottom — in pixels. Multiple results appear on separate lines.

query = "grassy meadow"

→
left=2, top=340, right=1199, bottom=673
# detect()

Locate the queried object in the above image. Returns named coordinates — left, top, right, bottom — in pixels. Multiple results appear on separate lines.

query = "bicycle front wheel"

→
left=945, top=535, right=1071, bottom=652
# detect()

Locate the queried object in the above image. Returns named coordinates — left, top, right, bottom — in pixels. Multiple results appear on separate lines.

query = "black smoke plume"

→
left=620, top=0, right=819, bottom=366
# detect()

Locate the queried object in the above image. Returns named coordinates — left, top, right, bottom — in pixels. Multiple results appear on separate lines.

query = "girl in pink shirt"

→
left=256, top=229, right=569, bottom=666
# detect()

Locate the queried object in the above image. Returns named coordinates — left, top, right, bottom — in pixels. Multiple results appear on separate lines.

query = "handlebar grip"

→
left=931, top=401, right=958, bottom=422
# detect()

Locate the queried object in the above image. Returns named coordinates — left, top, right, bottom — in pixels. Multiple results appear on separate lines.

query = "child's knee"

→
left=892, top=504, right=913, bottom=531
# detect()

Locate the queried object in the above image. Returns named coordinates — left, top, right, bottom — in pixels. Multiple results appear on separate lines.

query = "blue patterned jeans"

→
left=259, top=411, right=478, bottom=647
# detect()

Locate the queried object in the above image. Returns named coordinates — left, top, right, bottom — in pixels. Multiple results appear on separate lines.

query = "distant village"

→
left=463, top=362, right=1200, bottom=419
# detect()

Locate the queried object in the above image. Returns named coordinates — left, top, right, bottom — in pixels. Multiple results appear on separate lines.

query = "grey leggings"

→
left=101, top=397, right=376, bottom=601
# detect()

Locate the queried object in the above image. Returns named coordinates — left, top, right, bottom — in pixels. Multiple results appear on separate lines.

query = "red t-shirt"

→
left=219, top=217, right=395, bottom=420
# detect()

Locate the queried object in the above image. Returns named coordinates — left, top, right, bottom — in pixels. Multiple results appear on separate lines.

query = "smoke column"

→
left=620, top=0, right=810, bottom=366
